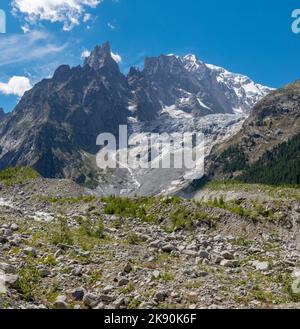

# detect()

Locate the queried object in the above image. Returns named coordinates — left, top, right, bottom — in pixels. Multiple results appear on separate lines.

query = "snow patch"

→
left=162, top=105, right=193, bottom=119
left=197, top=98, right=211, bottom=110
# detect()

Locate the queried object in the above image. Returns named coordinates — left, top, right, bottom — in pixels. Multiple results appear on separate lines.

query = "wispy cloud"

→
left=107, top=22, right=116, bottom=30
left=0, top=30, right=67, bottom=66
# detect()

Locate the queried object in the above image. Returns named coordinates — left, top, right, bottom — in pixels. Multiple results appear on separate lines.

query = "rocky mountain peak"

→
left=52, top=65, right=72, bottom=82
left=181, top=54, right=206, bottom=73
left=84, top=42, right=119, bottom=73
left=143, top=54, right=184, bottom=77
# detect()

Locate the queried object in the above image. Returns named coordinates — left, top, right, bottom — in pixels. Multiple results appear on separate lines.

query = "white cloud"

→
left=0, top=76, right=32, bottom=97
left=12, top=0, right=102, bottom=31
left=111, top=51, right=122, bottom=63
left=81, top=49, right=91, bottom=59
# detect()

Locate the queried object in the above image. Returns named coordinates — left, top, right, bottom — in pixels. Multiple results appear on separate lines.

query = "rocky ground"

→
left=1, top=170, right=300, bottom=309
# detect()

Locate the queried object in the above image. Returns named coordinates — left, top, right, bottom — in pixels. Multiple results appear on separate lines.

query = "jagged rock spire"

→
left=84, top=42, right=119, bottom=72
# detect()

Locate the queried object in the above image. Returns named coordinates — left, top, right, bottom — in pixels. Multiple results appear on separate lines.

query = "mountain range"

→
left=0, top=42, right=273, bottom=193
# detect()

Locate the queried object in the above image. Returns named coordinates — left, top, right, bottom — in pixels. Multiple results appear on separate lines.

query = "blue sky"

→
left=0, top=0, right=300, bottom=112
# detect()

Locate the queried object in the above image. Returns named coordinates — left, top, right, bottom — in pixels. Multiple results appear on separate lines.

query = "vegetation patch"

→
left=15, top=259, right=41, bottom=302
left=46, top=195, right=96, bottom=204
left=218, top=146, right=247, bottom=173
left=0, top=167, right=39, bottom=186
left=238, top=134, right=300, bottom=186
left=102, top=196, right=215, bottom=232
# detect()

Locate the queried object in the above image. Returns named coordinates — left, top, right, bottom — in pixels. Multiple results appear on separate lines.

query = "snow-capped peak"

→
left=182, top=54, right=205, bottom=72
left=206, top=63, right=275, bottom=114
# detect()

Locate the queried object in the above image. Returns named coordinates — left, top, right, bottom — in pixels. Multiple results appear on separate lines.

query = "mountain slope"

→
left=0, top=43, right=130, bottom=181
left=239, top=133, right=300, bottom=185
left=202, top=80, right=300, bottom=185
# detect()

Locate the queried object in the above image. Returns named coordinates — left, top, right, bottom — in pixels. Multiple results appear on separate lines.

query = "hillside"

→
left=202, top=80, right=300, bottom=186
left=1, top=168, right=300, bottom=309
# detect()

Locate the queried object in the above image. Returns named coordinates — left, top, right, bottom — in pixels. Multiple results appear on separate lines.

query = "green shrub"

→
left=76, top=216, right=105, bottom=239
left=169, top=208, right=194, bottom=231
left=47, top=195, right=96, bottom=204
left=15, top=263, right=41, bottom=302
left=283, top=274, right=300, bottom=302
left=127, top=233, right=143, bottom=245
left=42, top=254, right=57, bottom=267
left=0, top=167, right=39, bottom=186
left=51, top=217, right=73, bottom=245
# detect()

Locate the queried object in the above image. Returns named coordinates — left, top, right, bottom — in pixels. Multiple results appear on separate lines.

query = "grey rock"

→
left=152, top=270, right=160, bottom=279
left=0, top=262, right=16, bottom=274
left=24, top=247, right=37, bottom=257
left=292, top=268, right=300, bottom=279
left=39, top=267, right=51, bottom=278
left=220, top=259, right=239, bottom=268
left=112, top=297, right=125, bottom=309
left=102, top=285, right=114, bottom=294
left=198, top=250, right=210, bottom=259
left=71, top=266, right=83, bottom=276
left=72, top=287, right=86, bottom=301
left=118, top=277, right=129, bottom=287
left=162, top=244, right=176, bottom=253
left=99, top=294, right=116, bottom=303
left=3, top=274, right=19, bottom=287
left=221, top=251, right=234, bottom=260
left=10, top=223, right=19, bottom=231
left=54, top=295, right=69, bottom=309
left=0, top=279, right=7, bottom=294
left=155, top=291, right=169, bottom=302
left=149, top=240, right=162, bottom=249
left=94, top=302, right=106, bottom=309
left=183, top=250, right=198, bottom=257
left=123, top=263, right=133, bottom=274
left=253, top=261, right=270, bottom=271
left=83, top=293, right=99, bottom=308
